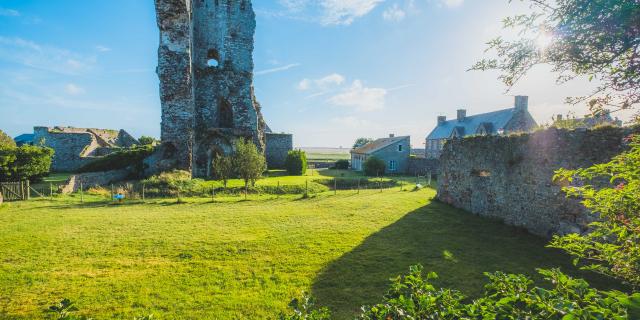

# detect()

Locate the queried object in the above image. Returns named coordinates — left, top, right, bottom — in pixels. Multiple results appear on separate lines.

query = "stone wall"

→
left=60, top=169, right=130, bottom=194
left=407, top=157, right=440, bottom=176
left=437, top=127, right=637, bottom=237
left=265, top=133, right=293, bottom=169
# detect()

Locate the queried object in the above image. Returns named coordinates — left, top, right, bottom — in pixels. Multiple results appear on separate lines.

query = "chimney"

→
left=437, top=116, right=446, bottom=125
left=457, top=109, right=467, bottom=122
left=389, top=134, right=395, bottom=138
left=515, top=95, right=528, bottom=111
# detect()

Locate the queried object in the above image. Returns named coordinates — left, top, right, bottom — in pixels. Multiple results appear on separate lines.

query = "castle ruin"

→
left=155, top=0, right=278, bottom=178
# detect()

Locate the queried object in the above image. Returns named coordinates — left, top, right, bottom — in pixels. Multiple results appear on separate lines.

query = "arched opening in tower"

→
left=207, top=48, right=220, bottom=68
left=219, top=98, right=234, bottom=128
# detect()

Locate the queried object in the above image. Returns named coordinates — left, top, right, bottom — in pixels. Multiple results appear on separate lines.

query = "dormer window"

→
left=398, top=144, right=403, bottom=152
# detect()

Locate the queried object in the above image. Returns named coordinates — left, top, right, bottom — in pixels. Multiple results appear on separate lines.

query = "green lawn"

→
left=0, top=188, right=619, bottom=319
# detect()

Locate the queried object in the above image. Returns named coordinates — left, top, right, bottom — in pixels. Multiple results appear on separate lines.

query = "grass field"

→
left=0, top=187, right=620, bottom=319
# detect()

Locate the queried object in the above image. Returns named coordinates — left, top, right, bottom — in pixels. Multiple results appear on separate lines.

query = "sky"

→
left=0, top=0, right=622, bottom=148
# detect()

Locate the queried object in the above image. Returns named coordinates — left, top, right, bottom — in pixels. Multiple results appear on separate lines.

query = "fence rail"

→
left=0, top=181, right=30, bottom=201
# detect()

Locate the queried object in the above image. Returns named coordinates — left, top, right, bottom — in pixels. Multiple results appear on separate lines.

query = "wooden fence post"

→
left=80, top=181, right=83, bottom=203
left=50, top=183, right=53, bottom=200
left=357, top=178, right=360, bottom=194
left=26, top=180, right=30, bottom=200
left=334, top=178, right=337, bottom=195
left=305, top=179, right=308, bottom=196
left=111, top=184, right=114, bottom=202
left=428, top=171, right=432, bottom=187
left=142, top=183, right=146, bottom=201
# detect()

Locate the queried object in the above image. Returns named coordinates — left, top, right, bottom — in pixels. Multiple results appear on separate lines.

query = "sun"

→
left=536, top=31, right=555, bottom=51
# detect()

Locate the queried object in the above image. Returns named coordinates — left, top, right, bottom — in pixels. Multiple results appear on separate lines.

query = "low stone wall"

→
left=437, top=127, right=636, bottom=237
left=266, top=133, right=293, bottom=169
left=60, top=169, right=130, bottom=194
left=407, top=157, right=440, bottom=176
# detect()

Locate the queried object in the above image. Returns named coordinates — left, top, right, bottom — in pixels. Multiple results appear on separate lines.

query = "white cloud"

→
left=64, top=83, right=85, bottom=95
left=329, top=80, right=387, bottom=111
left=320, top=0, right=385, bottom=25
left=267, top=0, right=384, bottom=26
left=382, top=4, right=406, bottom=22
left=298, top=73, right=345, bottom=91
left=441, top=0, right=464, bottom=8
left=95, top=45, right=111, bottom=52
left=0, top=37, right=96, bottom=75
left=0, top=8, right=19, bottom=17
left=255, top=63, right=301, bottom=76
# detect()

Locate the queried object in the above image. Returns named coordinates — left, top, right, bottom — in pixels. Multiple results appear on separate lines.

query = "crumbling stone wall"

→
left=155, top=0, right=268, bottom=178
left=265, top=133, right=293, bottom=169
left=437, top=127, right=637, bottom=237
left=407, top=157, right=440, bottom=176
left=33, top=126, right=139, bottom=172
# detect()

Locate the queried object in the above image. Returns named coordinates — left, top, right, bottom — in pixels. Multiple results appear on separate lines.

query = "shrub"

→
left=363, top=156, right=385, bottom=176
left=285, top=150, right=307, bottom=176
left=0, top=145, right=54, bottom=182
left=212, top=155, right=233, bottom=187
left=0, top=129, right=15, bottom=148
left=142, top=170, right=203, bottom=196
left=552, top=134, right=640, bottom=289
left=138, top=136, right=158, bottom=146
left=78, top=145, right=154, bottom=175
left=282, top=265, right=640, bottom=319
left=334, top=159, right=349, bottom=170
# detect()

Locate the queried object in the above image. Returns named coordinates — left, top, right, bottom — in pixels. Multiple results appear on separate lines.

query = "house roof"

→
left=427, top=108, right=515, bottom=140
left=14, top=134, right=34, bottom=143
left=352, top=136, right=409, bottom=155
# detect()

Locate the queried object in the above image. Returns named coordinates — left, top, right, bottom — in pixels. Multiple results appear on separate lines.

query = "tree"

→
left=353, top=138, right=373, bottom=149
left=0, top=145, right=54, bottom=182
left=233, top=139, right=266, bottom=191
left=471, top=0, right=640, bottom=121
left=285, top=150, right=307, bottom=176
left=0, top=130, right=15, bottom=148
left=138, top=136, right=158, bottom=146
left=212, top=155, right=233, bottom=188
left=363, top=156, right=385, bottom=176
left=552, top=134, right=640, bottom=289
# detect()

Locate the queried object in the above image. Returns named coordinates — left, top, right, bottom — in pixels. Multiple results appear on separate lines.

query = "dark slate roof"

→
left=14, top=134, right=34, bottom=144
left=427, top=108, right=515, bottom=140
left=352, top=136, right=409, bottom=155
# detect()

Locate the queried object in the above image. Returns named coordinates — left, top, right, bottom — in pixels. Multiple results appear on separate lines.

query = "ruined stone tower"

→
left=155, top=0, right=266, bottom=178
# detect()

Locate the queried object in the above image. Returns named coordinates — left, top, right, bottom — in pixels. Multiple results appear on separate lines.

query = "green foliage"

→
left=353, top=138, right=374, bottom=149
left=212, top=155, right=234, bottom=187
left=0, top=129, right=16, bottom=148
left=46, top=298, right=88, bottom=320
left=278, top=295, right=331, bottom=320
left=283, top=265, right=637, bottom=319
left=333, top=159, right=349, bottom=170
left=137, top=136, right=158, bottom=146
left=0, top=145, right=54, bottom=182
left=472, top=0, right=640, bottom=121
left=363, top=156, right=385, bottom=176
left=78, top=146, right=154, bottom=175
left=142, top=170, right=204, bottom=196
left=551, top=134, right=640, bottom=289
left=233, top=139, right=267, bottom=188
left=285, top=150, right=307, bottom=176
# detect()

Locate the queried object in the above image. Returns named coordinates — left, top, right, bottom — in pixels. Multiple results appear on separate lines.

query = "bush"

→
left=141, top=170, right=205, bottom=197
left=78, top=145, right=154, bottom=175
left=282, top=265, right=640, bottom=319
left=363, top=156, right=385, bottom=176
left=334, top=159, right=349, bottom=170
left=0, top=145, right=53, bottom=182
left=0, top=130, right=15, bottom=148
left=234, top=139, right=267, bottom=188
left=285, top=150, right=307, bottom=176
left=138, top=136, right=158, bottom=146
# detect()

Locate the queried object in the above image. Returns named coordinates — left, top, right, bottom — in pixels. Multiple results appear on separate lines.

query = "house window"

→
left=398, top=144, right=403, bottom=152
left=389, top=160, right=397, bottom=171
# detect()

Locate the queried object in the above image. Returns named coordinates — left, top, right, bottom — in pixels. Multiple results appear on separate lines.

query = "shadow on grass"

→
left=311, top=201, right=623, bottom=319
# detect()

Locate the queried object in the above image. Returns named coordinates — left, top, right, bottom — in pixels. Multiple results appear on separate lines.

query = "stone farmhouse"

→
left=425, top=96, right=537, bottom=159
left=33, top=126, right=139, bottom=172
left=351, top=135, right=411, bottom=174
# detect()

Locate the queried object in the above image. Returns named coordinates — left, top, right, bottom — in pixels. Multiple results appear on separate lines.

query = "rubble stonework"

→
left=155, top=0, right=269, bottom=178
left=33, top=126, right=138, bottom=172
left=437, top=127, right=637, bottom=237
left=265, top=133, right=293, bottom=169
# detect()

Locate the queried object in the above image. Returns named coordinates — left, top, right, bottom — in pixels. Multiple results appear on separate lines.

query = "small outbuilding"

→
left=351, top=135, right=410, bottom=174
